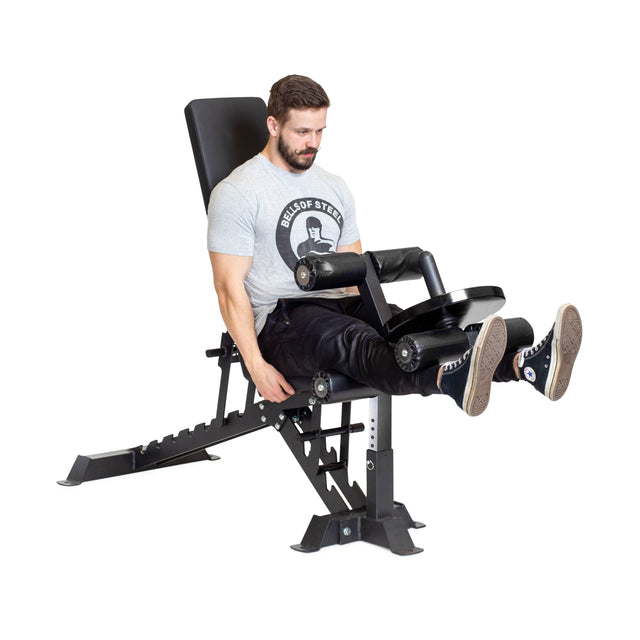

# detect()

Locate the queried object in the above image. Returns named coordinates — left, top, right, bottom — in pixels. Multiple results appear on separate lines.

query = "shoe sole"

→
left=546, top=303, right=582, bottom=401
left=463, top=315, right=507, bottom=416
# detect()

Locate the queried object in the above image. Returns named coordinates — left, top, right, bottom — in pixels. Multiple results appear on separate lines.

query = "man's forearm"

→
left=210, top=251, right=294, bottom=402
left=216, top=290, right=263, bottom=370
left=217, top=290, right=295, bottom=402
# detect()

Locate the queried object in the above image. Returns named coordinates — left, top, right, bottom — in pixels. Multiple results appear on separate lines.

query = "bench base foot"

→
left=291, top=502, right=425, bottom=556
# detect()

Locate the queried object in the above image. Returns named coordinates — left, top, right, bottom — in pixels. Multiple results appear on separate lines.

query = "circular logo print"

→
left=276, top=198, right=344, bottom=270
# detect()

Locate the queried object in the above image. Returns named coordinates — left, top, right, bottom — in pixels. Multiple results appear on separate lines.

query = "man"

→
left=207, top=75, right=582, bottom=415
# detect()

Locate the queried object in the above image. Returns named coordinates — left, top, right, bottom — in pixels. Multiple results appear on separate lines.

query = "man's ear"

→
left=266, top=115, right=279, bottom=137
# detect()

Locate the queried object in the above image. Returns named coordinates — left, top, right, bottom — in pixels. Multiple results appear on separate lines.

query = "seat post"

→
left=366, top=394, right=394, bottom=520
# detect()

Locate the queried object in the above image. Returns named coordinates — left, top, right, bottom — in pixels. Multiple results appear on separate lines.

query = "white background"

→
left=2, top=1, right=638, bottom=638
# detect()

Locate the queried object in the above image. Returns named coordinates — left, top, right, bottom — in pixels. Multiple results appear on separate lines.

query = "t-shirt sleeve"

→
left=207, top=182, right=256, bottom=256
left=337, top=179, right=360, bottom=247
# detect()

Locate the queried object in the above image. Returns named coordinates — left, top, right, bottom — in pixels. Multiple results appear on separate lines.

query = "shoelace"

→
left=520, top=327, right=553, bottom=358
left=442, top=349, right=471, bottom=372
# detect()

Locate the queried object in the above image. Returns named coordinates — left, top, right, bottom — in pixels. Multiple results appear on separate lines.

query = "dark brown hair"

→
left=267, top=75, right=330, bottom=123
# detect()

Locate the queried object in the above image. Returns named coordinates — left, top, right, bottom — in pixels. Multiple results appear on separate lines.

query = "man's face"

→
left=308, top=226, right=321, bottom=240
left=276, top=108, right=327, bottom=172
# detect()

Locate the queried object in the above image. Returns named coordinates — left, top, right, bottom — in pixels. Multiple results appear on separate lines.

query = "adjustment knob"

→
left=296, top=263, right=312, bottom=290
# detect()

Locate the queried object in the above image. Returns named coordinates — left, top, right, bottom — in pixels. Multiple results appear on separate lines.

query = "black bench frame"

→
left=58, top=96, right=522, bottom=555
left=58, top=262, right=427, bottom=554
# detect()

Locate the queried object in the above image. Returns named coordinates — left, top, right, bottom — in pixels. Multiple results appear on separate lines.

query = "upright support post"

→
left=291, top=392, right=425, bottom=555
left=367, top=394, right=394, bottom=520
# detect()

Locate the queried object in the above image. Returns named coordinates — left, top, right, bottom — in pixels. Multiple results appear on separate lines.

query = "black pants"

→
left=258, top=297, right=521, bottom=397
left=258, top=297, right=440, bottom=396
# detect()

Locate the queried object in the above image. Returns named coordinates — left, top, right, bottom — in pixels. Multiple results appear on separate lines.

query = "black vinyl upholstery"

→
left=185, top=97, right=269, bottom=212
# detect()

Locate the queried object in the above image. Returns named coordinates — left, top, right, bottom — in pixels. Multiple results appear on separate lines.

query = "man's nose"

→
left=307, top=133, right=319, bottom=149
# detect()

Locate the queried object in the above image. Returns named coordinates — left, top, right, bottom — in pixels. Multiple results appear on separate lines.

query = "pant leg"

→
left=258, top=297, right=440, bottom=396
left=493, top=352, right=519, bottom=382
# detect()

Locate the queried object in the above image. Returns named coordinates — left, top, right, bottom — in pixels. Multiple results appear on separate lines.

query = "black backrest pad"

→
left=185, top=97, right=269, bottom=212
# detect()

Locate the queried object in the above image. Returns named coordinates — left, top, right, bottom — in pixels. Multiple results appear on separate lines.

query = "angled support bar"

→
left=57, top=390, right=312, bottom=486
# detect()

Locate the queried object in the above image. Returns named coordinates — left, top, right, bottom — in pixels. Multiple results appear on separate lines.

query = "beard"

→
left=278, top=136, right=318, bottom=171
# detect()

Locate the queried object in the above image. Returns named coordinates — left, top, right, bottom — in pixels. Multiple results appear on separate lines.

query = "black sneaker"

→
left=438, top=315, right=507, bottom=416
left=517, top=304, right=582, bottom=400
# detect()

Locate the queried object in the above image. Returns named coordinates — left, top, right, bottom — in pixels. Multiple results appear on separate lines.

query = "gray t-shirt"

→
left=207, top=154, right=360, bottom=333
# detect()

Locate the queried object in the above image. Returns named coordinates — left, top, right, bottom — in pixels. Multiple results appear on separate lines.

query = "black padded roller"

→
left=295, top=253, right=367, bottom=291
left=312, top=371, right=378, bottom=404
left=504, top=317, right=535, bottom=353
left=367, top=247, right=425, bottom=283
left=463, top=317, right=534, bottom=353
left=395, top=327, right=469, bottom=372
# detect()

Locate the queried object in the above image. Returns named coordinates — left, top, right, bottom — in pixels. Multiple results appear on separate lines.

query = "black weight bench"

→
left=58, top=97, right=533, bottom=555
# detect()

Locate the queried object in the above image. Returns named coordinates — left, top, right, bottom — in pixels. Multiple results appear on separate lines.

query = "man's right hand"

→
left=248, top=359, right=296, bottom=403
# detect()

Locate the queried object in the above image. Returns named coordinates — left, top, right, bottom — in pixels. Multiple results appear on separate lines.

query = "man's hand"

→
left=248, top=358, right=296, bottom=403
